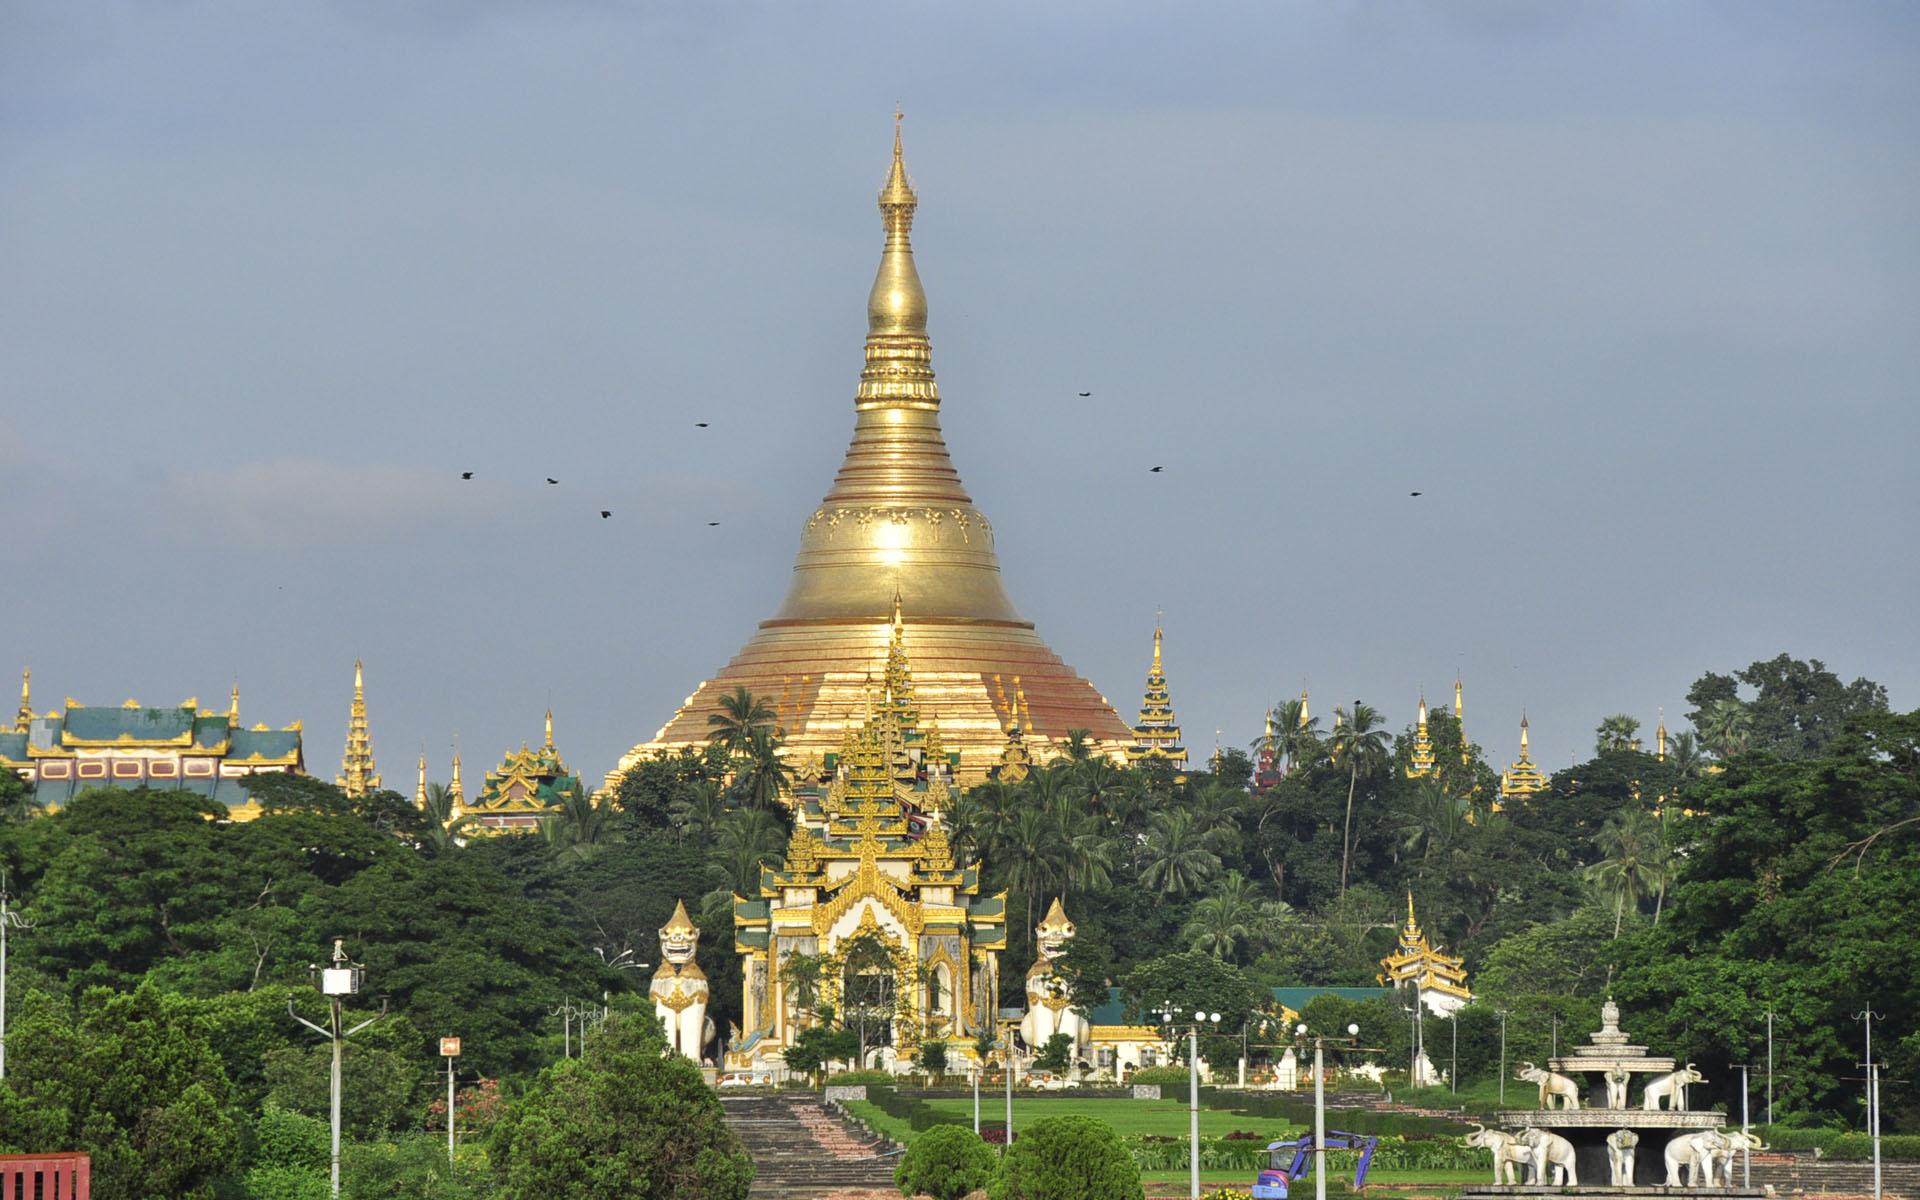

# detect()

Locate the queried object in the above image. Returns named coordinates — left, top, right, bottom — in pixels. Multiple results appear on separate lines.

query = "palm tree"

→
left=1396, top=781, right=1470, bottom=878
left=540, top=787, right=626, bottom=864
left=712, top=808, right=788, bottom=894
left=1585, top=808, right=1663, bottom=940
left=781, top=950, right=826, bottom=1026
left=1039, top=789, right=1113, bottom=900
left=1699, top=699, right=1753, bottom=759
left=735, top=726, right=795, bottom=810
left=706, top=686, right=776, bottom=756
left=1328, top=702, right=1391, bottom=898
left=1595, top=714, right=1642, bottom=754
left=999, top=807, right=1068, bottom=937
left=1272, top=698, right=1322, bottom=773
left=1061, top=729, right=1094, bottom=762
left=1140, top=808, right=1222, bottom=897
left=420, top=781, right=479, bottom=853
left=1665, top=731, right=1706, bottom=783
left=668, top=780, right=728, bottom=844
left=0, top=779, right=45, bottom=823
left=1181, top=870, right=1265, bottom=960
left=1069, top=756, right=1138, bottom=821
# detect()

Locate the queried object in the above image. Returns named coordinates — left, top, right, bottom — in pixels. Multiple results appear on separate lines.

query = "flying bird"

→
left=600, top=510, right=612, bottom=519
left=1410, top=491, right=1423, bottom=497
left=545, top=477, right=559, bottom=485
left=1077, top=391, right=1091, bottom=397
left=460, top=471, right=473, bottom=480
left=707, top=521, right=721, bottom=526
left=1149, top=466, right=1164, bottom=473
left=694, top=422, right=710, bottom=428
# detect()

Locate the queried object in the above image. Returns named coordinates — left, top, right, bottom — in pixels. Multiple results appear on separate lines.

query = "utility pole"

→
left=1765, top=1009, right=1775, bottom=1126
left=0, top=881, right=33, bottom=1082
left=1451, top=1011, right=1458, bottom=1094
left=1003, top=1020, right=1016, bottom=1152
left=440, top=1037, right=462, bottom=1166
left=1739, top=1063, right=1752, bottom=1187
left=1855, top=1008, right=1882, bottom=1200
left=289, top=939, right=386, bottom=1200
left=1496, top=1009, right=1509, bottom=1107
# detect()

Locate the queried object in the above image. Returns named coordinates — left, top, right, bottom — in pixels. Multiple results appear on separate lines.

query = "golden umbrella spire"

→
left=336, top=659, right=380, bottom=798
left=17, top=667, right=31, bottom=732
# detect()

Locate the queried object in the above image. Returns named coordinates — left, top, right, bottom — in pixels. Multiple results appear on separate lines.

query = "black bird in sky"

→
left=460, top=471, right=473, bottom=479
left=600, top=510, right=611, bottom=518
left=1077, top=391, right=1091, bottom=397
left=1410, top=491, right=1423, bottom=497
left=1149, top=466, right=1164, bottom=473
left=545, top=477, right=559, bottom=485
left=694, top=422, right=710, bottom=428
left=707, top=521, right=721, bottom=526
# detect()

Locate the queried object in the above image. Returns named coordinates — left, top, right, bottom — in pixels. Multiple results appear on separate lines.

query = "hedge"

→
left=1199, top=1088, right=1471, bottom=1138
left=1759, top=1128, right=1920, bottom=1161
left=1126, top=1134, right=1483, bottom=1174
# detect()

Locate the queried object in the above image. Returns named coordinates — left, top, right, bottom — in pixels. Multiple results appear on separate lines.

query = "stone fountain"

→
left=1459, top=1000, right=1762, bottom=1198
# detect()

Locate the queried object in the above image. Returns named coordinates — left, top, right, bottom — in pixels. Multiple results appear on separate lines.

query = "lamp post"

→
left=1855, top=1009, right=1882, bottom=1200
left=1002, top=1019, right=1019, bottom=1152
left=0, top=882, right=33, bottom=1082
left=1451, top=1011, right=1458, bottom=1094
left=1296, top=1021, right=1362, bottom=1200
left=288, top=938, right=386, bottom=1200
left=1739, top=1063, right=1752, bottom=1187
left=1495, top=1009, right=1509, bottom=1107
left=1765, top=1009, right=1775, bottom=1126
left=1158, top=1006, right=1223, bottom=1200
left=440, top=1037, right=462, bottom=1166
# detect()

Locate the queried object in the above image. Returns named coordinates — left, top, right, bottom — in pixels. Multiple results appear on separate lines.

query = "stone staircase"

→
left=722, top=1093, right=902, bottom=1200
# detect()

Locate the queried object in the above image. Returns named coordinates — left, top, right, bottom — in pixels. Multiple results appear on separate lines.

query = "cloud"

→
left=166, top=459, right=491, bottom=550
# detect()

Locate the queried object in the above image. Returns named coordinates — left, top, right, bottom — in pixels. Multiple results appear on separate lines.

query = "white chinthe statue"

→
left=1643, top=1062, right=1706, bottom=1111
left=1664, top=1130, right=1731, bottom=1186
left=1516, top=1060, right=1582, bottom=1109
left=1606, top=1129, right=1640, bottom=1185
left=1465, top=1125, right=1535, bottom=1184
left=1020, top=898, right=1087, bottom=1061
left=650, top=899, right=713, bottom=1062
left=1518, top=1127, right=1578, bottom=1186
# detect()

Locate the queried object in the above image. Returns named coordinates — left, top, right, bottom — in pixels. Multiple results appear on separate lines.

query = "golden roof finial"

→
left=1656, top=706, right=1667, bottom=762
left=449, top=749, right=464, bottom=809
left=17, top=667, right=31, bottom=732
left=866, top=110, right=929, bottom=351
left=336, top=659, right=381, bottom=798
left=1520, top=711, right=1531, bottom=752
left=1300, top=687, right=1311, bottom=728
left=1417, top=692, right=1429, bottom=728
left=414, top=752, right=428, bottom=808
left=1454, top=675, right=1463, bottom=720
left=544, top=707, right=555, bottom=753
left=1407, top=889, right=1418, bottom=928
left=662, top=897, right=698, bottom=934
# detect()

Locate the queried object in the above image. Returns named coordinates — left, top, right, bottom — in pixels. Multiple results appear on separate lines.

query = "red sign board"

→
left=1, top=1152, right=91, bottom=1200
left=440, top=1037, right=462, bottom=1057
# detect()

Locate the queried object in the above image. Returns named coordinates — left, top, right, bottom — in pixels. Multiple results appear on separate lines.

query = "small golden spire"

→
left=1417, top=693, right=1429, bottom=728
left=1407, top=889, right=1418, bottom=928
left=228, top=684, right=240, bottom=724
left=1299, top=688, right=1311, bottom=728
left=17, top=667, right=31, bottom=732
left=449, top=750, right=465, bottom=810
left=414, top=752, right=428, bottom=808
left=544, top=707, right=555, bottom=753
left=1520, top=712, right=1531, bottom=752
left=863, top=109, right=933, bottom=395
left=336, top=659, right=381, bottom=797
left=1656, top=706, right=1667, bottom=762
left=1454, top=675, right=1463, bottom=721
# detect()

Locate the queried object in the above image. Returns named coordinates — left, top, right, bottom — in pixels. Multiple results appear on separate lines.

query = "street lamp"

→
left=440, top=1036, right=462, bottom=1167
left=0, top=881, right=33, bottom=1082
left=1764, top=1009, right=1775, bottom=1126
left=1495, top=1009, right=1509, bottom=1107
left=1295, top=1022, right=1362, bottom=1200
left=1158, top=1006, right=1222, bottom=1200
left=1855, top=1008, right=1883, bottom=1200
left=289, top=938, right=386, bottom=1200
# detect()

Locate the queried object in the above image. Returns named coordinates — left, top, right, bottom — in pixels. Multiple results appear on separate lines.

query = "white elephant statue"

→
left=1664, top=1130, right=1730, bottom=1186
left=1606, top=1128, right=1640, bottom=1186
left=1605, top=1067, right=1632, bottom=1109
left=1516, top=1060, right=1582, bottom=1110
left=1643, top=1062, right=1706, bottom=1111
left=1465, top=1125, right=1534, bottom=1185
left=1519, top=1127, right=1578, bottom=1186
left=1714, top=1131, right=1768, bottom=1186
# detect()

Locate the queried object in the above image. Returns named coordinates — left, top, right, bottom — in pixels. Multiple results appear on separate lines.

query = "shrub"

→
left=1128, top=1066, right=1191, bottom=1085
left=829, top=1068, right=897, bottom=1085
left=896, top=1125, right=997, bottom=1200
left=994, top=1115, right=1143, bottom=1200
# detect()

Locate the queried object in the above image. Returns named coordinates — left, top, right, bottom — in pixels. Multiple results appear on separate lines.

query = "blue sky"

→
left=3, top=1, right=1915, bottom=783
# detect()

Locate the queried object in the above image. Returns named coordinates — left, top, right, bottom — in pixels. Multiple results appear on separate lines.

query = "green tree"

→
left=490, top=1005, right=753, bottom=1200
left=895, top=1125, right=996, bottom=1200
left=1584, top=807, right=1663, bottom=940
left=733, top=726, right=794, bottom=810
left=706, top=687, right=776, bottom=756
left=994, top=1114, right=1143, bottom=1200
left=1139, top=809, right=1220, bottom=898
left=711, top=808, right=788, bottom=894
left=1698, top=698, right=1754, bottom=759
left=1181, top=870, right=1268, bottom=961
left=1033, top=1031, right=1074, bottom=1074
left=1595, top=714, right=1642, bottom=754
left=915, top=1037, right=951, bottom=1078
left=1685, top=654, right=1888, bottom=759
left=420, top=781, right=479, bottom=854
left=1329, top=702, right=1391, bottom=898
left=0, top=768, right=41, bottom=822
left=539, top=787, right=626, bottom=864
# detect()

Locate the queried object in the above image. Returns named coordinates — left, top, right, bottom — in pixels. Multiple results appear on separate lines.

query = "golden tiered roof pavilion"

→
left=1500, top=714, right=1550, bottom=802
left=1378, top=892, right=1472, bottom=1016
left=612, top=117, right=1129, bottom=787
left=1125, top=625, right=1186, bottom=766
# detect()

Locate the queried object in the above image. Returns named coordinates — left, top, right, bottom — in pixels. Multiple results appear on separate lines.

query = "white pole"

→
left=1314, top=1038, right=1327, bottom=1200
left=329, top=998, right=343, bottom=1200
left=1451, top=1013, right=1458, bottom=1094
left=1189, top=1027, right=1200, bottom=1200
left=1498, top=1010, right=1507, bottom=1107
left=973, top=1062, right=980, bottom=1134
left=1766, top=1011, right=1775, bottom=1126
left=0, top=893, right=9, bottom=1083
left=1871, top=1063, right=1882, bottom=1200
left=1005, top=1030, right=1013, bottom=1149
left=1741, top=1064, right=1751, bottom=1187
left=447, top=1057, right=457, bottom=1166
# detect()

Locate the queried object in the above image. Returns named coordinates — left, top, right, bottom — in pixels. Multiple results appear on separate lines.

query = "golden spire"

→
left=336, top=659, right=381, bottom=798
left=1407, top=692, right=1436, bottom=778
left=1406, top=889, right=1418, bottom=930
left=414, top=752, right=428, bottom=808
left=1127, top=622, right=1186, bottom=766
left=544, top=707, right=555, bottom=753
left=1501, top=712, right=1547, bottom=803
left=1656, top=706, right=1667, bottom=762
left=1455, top=675, right=1469, bottom=764
left=17, top=668, right=31, bottom=732
left=228, top=684, right=240, bottom=725
left=1520, top=713, right=1531, bottom=752
left=449, top=751, right=465, bottom=810
left=1299, top=688, right=1311, bottom=728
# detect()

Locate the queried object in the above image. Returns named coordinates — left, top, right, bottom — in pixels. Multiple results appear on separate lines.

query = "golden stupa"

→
left=614, top=117, right=1130, bottom=785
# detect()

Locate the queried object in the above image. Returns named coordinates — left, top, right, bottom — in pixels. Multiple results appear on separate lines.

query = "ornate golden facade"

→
left=1378, top=892, right=1472, bottom=1015
left=1406, top=694, right=1436, bottom=778
left=336, top=660, right=380, bottom=798
left=1500, top=714, right=1549, bottom=802
left=614, top=118, right=1129, bottom=787
left=1125, top=626, right=1186, bottom=766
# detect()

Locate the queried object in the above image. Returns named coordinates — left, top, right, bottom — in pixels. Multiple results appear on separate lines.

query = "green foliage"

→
left=917, top=1038, right=952, bottom=1077
left=993, top=1114, right=1143, bottom=1200
left=895, top=1125, right=997, bottom=1200
left=263, top=1010, right=428, bottom=1138
left=1033, top=1032, right=1074, bottom=1074
left=1685, top=655, right=1888, bottom=759
left=1126, top=1066, right=1191, bottom=1085
left=489, top=1006, right=753, bottom=1200
left=0, top=983, right=241, bottom=1200
left=342, top=1136, right=494, bottom=1200
left=249, top=1105, right=329, bottom=1172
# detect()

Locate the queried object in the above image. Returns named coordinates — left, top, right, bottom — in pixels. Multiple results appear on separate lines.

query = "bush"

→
left=1759, top=1127, right=1920, bottom=1160
left=1128, top=1066, right=1191, bottom=1085
left=896, top=1125, right=997, bottom=1200
left=994, top=1115, right=1143, bottom=1200
left=828, top=1068, right=897, bottom=1085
